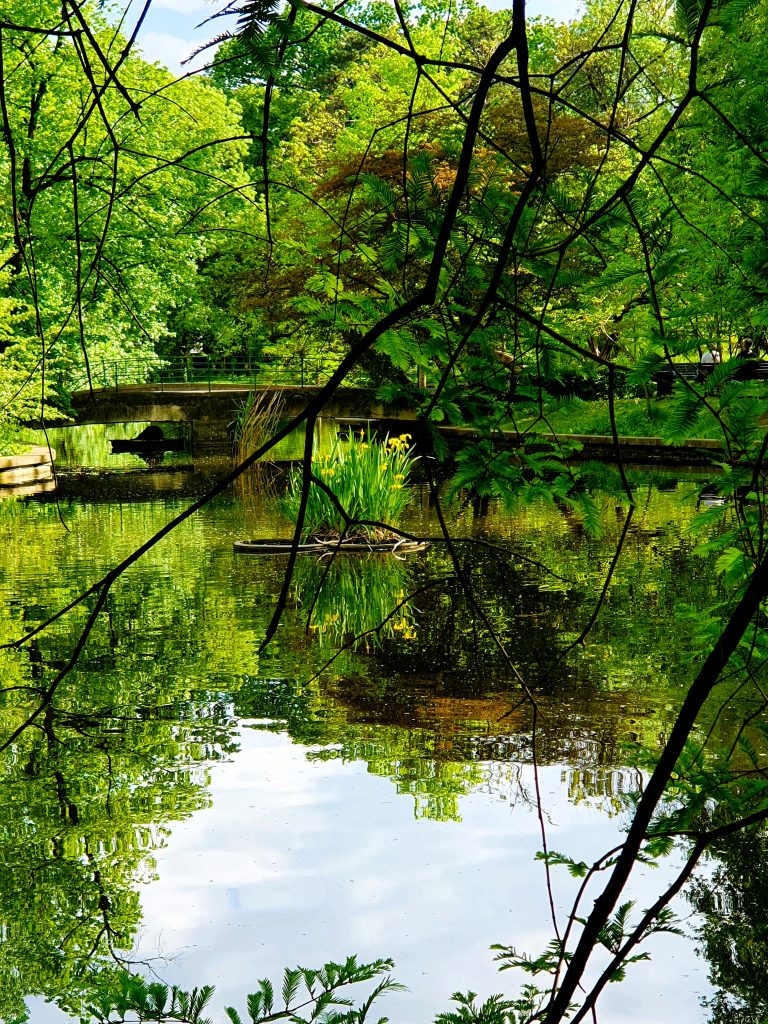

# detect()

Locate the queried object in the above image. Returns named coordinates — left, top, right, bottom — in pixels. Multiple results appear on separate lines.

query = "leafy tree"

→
left=6, top=0, right=768, bottom=1021
left=0, top=0, right=252, bottom=424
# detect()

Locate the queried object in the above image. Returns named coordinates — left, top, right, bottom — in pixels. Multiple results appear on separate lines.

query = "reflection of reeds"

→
left=233, top=391, right=285, bottom=503
left=292, top=553, right=416, bottom=651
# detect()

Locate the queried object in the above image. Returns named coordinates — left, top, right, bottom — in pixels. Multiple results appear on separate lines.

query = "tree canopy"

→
left=3, top=0, right=768, bottom=1022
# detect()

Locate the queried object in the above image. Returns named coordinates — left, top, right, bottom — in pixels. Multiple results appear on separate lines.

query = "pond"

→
left=0, top=432, right=753, bottom=1023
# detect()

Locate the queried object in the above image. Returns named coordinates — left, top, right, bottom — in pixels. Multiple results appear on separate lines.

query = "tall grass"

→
left=233, top=391, right=286, bottom=502
left=280, top=432, right=416, bottom=541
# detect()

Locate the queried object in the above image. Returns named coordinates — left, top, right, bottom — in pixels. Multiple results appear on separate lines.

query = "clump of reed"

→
left=280, top=431, right=416, bottom=541
left=232, top=391, right=285, bottom=501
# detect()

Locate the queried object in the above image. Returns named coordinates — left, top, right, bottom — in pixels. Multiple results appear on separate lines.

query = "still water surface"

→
left=0, top=438, right=729, bottom=1022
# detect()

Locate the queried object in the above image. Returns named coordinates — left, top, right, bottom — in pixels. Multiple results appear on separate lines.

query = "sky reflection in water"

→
left=6, top=457, right=720, bottom=1023
left=128, top=729, right=706, bottom=1024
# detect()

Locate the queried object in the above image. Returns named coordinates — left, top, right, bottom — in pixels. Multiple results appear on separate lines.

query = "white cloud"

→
left=151, top=0, right=211, bottom=12
left=137, top=30, right=211, bottom=74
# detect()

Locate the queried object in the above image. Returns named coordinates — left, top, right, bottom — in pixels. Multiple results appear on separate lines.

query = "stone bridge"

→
left=69, top=383, right=417, bottom=451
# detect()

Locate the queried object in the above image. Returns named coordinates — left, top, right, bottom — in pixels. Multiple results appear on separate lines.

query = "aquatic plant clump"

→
left=281, top=433, right=416, bottom=542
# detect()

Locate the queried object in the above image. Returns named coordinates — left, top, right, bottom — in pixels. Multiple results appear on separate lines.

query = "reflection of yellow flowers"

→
left=392, top=617, right=417, bottom=639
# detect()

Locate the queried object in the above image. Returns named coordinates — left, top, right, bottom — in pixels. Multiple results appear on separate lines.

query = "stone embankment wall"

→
left=0, top=446, right=56, bottom=497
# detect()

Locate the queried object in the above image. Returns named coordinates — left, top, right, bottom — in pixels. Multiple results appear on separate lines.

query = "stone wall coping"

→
left=0, top=445, right=56, bottom=471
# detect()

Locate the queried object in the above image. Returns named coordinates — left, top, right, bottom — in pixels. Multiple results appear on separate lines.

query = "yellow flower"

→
left=387, top=433, right=411, bottom=453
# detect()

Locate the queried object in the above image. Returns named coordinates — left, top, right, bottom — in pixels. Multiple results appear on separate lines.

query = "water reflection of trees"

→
left=0, top=634, right=237, bottom=1021
left=0, top=486, right=747, bottom=1011
left=265, top=532, right=732, bottom=822
left=689, top=823, right=768, bottom=1024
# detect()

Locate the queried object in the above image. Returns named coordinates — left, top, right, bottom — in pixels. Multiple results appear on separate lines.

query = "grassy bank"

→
left=512, top=396, right=716, bottom=440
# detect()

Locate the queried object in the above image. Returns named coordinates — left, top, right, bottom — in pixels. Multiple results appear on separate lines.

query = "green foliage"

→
left=434, top=987, right=546, bottom=1024
left=82, top=956, right=401, bottom=1024
left=534, top=850, right=589, bottom=878
left=448, top=435, right=607, bottom=536
left=0, top=4, right=252, bottom=403
left=661, top=387, right=711, bottom=444
left=7, top=0, right=768, bottom=1020
left=86, top=973, right=215, bottom=1024
left=588, top=903, right=683, bottom=982
left=492, top=939, right=571, bottom=978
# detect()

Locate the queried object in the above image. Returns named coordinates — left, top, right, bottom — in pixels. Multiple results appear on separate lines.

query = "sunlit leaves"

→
left=85, top=957, right=401, bottom=1024
left=534, top=849, right=589, bottom=877
left=661, top=386, right=709, bottom=443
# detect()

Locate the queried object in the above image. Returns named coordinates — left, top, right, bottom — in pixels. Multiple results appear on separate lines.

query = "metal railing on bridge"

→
left=69, top=353, right=371, bottom=394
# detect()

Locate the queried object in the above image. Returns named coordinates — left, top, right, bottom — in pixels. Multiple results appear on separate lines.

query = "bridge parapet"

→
left=67, top=354, right=372, bottom=395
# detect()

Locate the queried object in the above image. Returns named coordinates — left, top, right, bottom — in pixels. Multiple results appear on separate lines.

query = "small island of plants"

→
left=235, top=432, right=423, bottom=555
left=278, top=432, right=420, bottom=550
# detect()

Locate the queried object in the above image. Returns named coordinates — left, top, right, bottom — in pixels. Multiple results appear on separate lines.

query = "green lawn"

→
left=509, top=397, right=716, bottom=440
